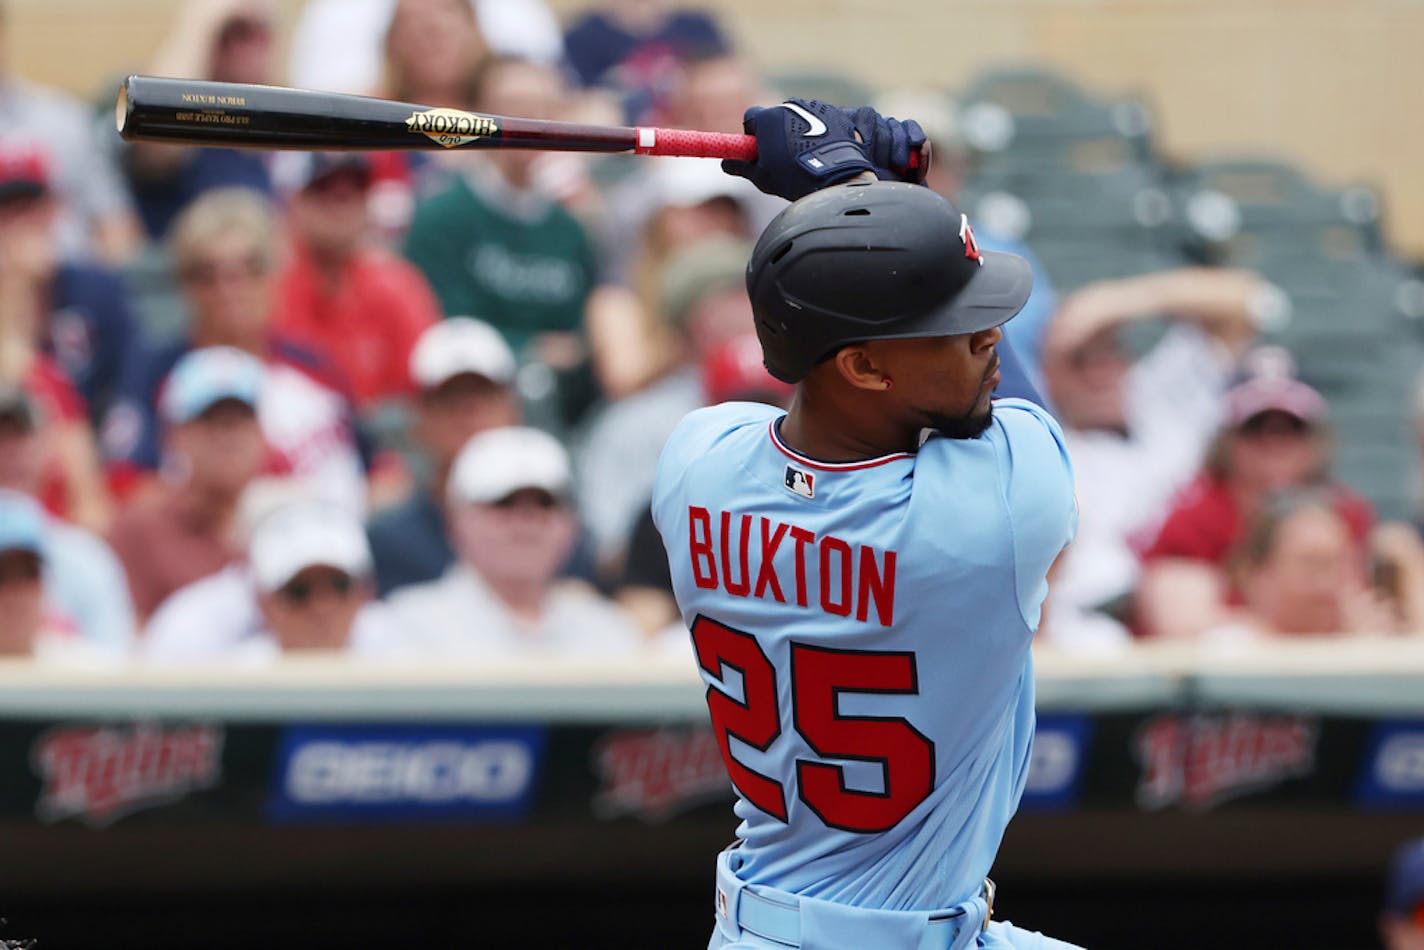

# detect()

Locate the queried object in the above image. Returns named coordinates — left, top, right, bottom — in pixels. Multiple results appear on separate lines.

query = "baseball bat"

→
left=115, top=76, right=926, bottom=175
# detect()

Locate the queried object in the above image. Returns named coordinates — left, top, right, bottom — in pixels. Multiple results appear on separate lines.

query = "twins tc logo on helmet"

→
left=959, top=214, right=983, bottom=266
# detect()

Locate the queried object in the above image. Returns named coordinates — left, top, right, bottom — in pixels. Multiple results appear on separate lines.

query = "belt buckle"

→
left=981, top=878, right=996, bottom=933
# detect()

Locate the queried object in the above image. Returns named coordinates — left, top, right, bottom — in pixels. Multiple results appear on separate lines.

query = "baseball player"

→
left=652, top=101, right=1081, bottom=949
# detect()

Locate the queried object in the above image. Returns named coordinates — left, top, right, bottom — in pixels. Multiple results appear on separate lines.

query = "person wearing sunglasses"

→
left=101, top=188, right=367, bottom=516
left=387, top=425, right=642, bottom=656
left=1383, top=838, right=1424, bottom=950
left=142, top=498, right=400, bottom=664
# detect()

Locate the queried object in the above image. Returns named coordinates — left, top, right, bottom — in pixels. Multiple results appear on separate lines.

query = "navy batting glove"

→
left=845, top=107, right=927, bottom=182
left=721, top=99, right=875, bottom=201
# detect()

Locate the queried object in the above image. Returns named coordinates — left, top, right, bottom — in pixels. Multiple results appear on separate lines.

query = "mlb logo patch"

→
left=717, top=887, right=728, bottom=919
left=784, top=465, right=815, bottom=498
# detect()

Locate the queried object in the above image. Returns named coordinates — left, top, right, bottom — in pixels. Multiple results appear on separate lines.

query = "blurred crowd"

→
left=2, top=0, right=1423, bottom=667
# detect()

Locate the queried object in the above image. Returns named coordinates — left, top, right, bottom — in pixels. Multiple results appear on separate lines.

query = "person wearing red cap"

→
left=0, top=8, right=142, bottom=262
left=270, top=152, right=441, bottom=408
left=1136, top=348, right=1374, bottom=639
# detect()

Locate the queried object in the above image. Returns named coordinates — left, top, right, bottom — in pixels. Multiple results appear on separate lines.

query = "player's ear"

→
left=833, top=344, right=887, bottom=392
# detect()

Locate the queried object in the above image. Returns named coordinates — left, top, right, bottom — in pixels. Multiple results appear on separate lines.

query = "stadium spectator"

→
left=576, top=235, right=751, bottom=573
left=120, top=0, right=278, bottom=241
left=0, top=140, right=149, bottom=425
left=365, top=317, right=520, bottom=595
left=587, top=157, right=767, bottom=397
left=387, top=426, right=642, bottom=656
left=0, top=489, right=110, bottom=661
left=403, top=56, right=601, bottom=426
left=1382, top=837, right=1424, bottom=950
left=143, top=500, right=399, bottom=664
left=102, top=188, right=367, bottom=514
left=1201, top=490, right=1389, bottom=641
left=0, top=4, right=142, bottom=262
left=563, top=0, right=729, bottom=124
left=107, top=347, right=267, bottom=621
left=288, top=0, right=561, bottom=98
left=1036, top=268, right=1270, bottom=649
left=0, top=388, right=134, bottom=652
left=270, top=152, right=440, bottom=408
left=615, top=331, right=793, bottom=638
left=1137, top=352, right=1374, bottom=639
left=404, top=56, right=597, bottom=346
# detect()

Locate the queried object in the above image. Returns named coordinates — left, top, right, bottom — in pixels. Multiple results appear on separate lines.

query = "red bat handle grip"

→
left=635, top=126, right=926, bottom=174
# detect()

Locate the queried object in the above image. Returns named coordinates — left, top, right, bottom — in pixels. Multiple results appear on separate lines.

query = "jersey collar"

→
left=768, top=418, right=914, bottom=472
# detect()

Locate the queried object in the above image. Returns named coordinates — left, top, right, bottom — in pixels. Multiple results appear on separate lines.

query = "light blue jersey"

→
left=652, top=398, right=1076, bottom=913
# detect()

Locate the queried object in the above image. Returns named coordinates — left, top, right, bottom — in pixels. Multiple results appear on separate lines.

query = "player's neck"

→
left=779, top=394, right=920, bottom=461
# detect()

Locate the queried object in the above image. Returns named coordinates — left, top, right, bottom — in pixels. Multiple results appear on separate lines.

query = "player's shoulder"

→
left=987, top=397, right=1070, bottom=450
left=663, top=401, right=780, bottom=460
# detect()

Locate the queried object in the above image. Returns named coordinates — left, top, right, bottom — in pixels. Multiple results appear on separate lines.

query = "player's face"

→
left=1381, top=911, right=1424, bottom=950
left=863, top=327, right=1003, bottom=439
left=449, top=488, right=576, bottom=586
left=261, top=566, right=365, bottom=652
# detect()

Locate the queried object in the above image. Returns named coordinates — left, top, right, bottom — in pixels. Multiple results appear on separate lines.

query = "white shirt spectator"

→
left=388, top=564, right=644, bottom=657
left=142, top=565, right=405, bottom=667
left=1045, top=325, right=1234, bottom=646
left=288, top=0, right=564, bottom=96
left=575, top=367, right=703, bottom=567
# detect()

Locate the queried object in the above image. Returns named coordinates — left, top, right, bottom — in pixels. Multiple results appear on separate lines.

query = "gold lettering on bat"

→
left=405, top=108, right=500, bottom=148
left=178, top=93, right=246, bottom=107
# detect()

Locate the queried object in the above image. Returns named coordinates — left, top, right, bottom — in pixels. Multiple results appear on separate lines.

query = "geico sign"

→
left=1375, top=733, right=1424, bottom=792
left=286, top=740, right=533, bottom=804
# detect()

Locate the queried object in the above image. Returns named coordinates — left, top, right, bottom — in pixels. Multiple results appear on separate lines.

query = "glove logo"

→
left=779, top=102, right=827, bottom=137
left=959, top=214, right=984, bottom=267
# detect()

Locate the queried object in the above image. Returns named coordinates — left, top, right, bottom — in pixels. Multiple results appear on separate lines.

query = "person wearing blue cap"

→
left=107, top=346, right=269, bottom=620
left=1383, top=837, right=1424, bottom=950
left=0, top=489, right=49, bottom=655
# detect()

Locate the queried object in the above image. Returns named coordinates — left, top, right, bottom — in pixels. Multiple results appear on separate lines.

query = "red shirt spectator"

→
left=271, top=153, right=440, bottom=407
left=1137, top=350, right=1375, bottom=638
left=1140, top=472, right=1373, bottom=573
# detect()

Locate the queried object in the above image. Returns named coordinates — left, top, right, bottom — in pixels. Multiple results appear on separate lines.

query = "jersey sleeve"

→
left=991, top=398, right=1078, bottom=631
left=651, top=403, right=773, bottom=538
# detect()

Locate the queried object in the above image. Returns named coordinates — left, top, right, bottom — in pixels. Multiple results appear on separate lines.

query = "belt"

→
left=715, top=848, right=995, bottom=950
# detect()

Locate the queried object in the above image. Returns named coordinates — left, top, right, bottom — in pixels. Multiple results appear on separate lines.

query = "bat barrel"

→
left=117, top=76, right=644, bottom=154
left=119, top=76, right=430, bottom=150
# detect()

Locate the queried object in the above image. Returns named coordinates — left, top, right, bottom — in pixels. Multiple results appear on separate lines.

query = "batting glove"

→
left=722, top=99, right=923, bottom=202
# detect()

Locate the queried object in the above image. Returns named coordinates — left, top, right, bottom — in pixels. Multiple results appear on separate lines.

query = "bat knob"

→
left=906, top=139, right=932, bottom=184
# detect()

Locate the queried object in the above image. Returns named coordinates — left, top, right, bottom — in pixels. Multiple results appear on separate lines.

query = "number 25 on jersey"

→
left=690, top=614, right=934, bottom=834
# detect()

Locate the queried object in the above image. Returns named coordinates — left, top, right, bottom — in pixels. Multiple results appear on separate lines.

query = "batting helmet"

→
left=747, top=180, right=1033, bottom=382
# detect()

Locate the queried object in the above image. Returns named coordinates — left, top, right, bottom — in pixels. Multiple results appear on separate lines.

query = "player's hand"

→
left=844, top=107, right=927, bottom=183
left=722, top=99, right=923, bottom=202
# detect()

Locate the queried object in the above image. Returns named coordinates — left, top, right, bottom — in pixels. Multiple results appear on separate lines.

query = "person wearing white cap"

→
left=366, top=317, right=521, bottom=595
left=108, top=346, right=268, bottom=620
left=143, top=500, right=400, bottom=664
left=386, top=425, right=642, bottom=656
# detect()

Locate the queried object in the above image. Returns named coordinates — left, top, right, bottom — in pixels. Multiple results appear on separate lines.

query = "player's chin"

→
left=929, top=403, right=994, bottom=440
